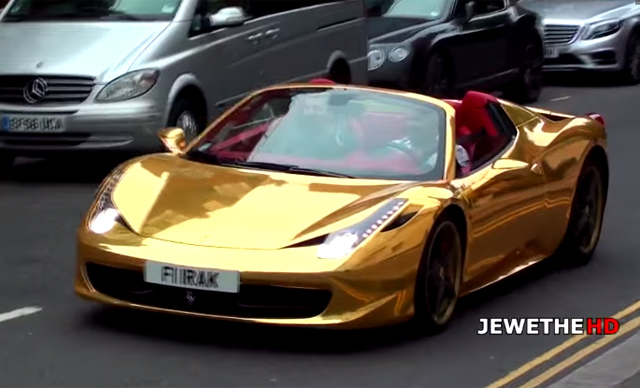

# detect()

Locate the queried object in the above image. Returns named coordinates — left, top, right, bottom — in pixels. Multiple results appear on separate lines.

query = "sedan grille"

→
left=0, top=75, right=95, bottom=105
left=544, top=24, right=580, bottom=45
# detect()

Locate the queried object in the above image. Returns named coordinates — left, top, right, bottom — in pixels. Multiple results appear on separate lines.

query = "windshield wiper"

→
left=97, top=11, right=142, bottom=21
left=229, top=161, right=355, bottom=178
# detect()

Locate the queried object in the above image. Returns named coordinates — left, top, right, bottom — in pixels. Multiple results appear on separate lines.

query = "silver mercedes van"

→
left=0, top=0, right=368, bottom=166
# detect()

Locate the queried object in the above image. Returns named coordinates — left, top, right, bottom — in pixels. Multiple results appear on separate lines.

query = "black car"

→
left=366, top=0, right=544, bottom=103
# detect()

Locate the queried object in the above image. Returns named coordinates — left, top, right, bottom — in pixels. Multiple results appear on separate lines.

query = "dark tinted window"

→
left=2, top=0, right=182, bottom=21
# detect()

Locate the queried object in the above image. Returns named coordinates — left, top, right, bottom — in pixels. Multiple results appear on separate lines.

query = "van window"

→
left=244, top=0, right=354, bottom=18
left=2, top=0, right=183, bottom=21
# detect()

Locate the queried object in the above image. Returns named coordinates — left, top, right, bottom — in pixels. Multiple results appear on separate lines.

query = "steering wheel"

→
left=378, top=142, right=424, bottom=166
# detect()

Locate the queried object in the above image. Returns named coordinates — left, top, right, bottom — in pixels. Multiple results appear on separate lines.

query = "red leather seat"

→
left=309, top=78, right=336, bottom=85
left=455, top=91, right=503, bottom=167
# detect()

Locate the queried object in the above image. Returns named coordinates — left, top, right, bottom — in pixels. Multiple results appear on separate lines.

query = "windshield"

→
left=2, top=0, right=181, bottom=22
left=366, top=0, right=448, bottom=20
left=186, top=87, right=446, bottom=181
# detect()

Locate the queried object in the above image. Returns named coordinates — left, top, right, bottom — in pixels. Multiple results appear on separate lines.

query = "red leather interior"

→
left=444, top=91, right=503, bottom=170
left=354, top=112, right=411, bottom=149
left=309, top=78, right=336, bottom=85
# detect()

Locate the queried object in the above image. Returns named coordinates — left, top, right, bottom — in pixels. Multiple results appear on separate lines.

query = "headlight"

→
left=388, top=47, right=410, bottom=62
left=317, top=198, right=408, bottom=259
left=583, top=19, right=623, bottom=40
left=368, top=49, right=386, bottom=70
left=88, top=169, right=127, bottom=234
left=95, top=69, right=159, bottom=102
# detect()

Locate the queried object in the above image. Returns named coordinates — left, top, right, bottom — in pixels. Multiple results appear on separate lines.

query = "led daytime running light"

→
left=317, top=198, right=408, bottom=259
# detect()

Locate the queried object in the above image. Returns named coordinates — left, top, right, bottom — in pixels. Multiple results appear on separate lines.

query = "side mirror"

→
left=207, top=7, right=249, bottom=29
left=158, top=127, right=187, bottom=154
left=463, top=1, right=476, bottom=23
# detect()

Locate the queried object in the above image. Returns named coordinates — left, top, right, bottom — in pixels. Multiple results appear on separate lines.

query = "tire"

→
left=328, top=63, right=351, bottom=85
left=504, top=36, right=543, bottom=103
left=621, top=32, right=640, bottom=85
left=412, top=215, right=464, bottom=335
left=420, top=52, right=454, bottom=98
left=555, top=156, right=607, bottom=267
left=167, top=97, right=206, bottom=143
left=0, top=155, right=15, bottom=176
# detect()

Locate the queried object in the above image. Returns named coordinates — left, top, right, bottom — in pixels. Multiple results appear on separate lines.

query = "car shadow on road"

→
left=543, top=72, right=629, bottom=88
left=1, top=156, right=129, bottom=184
left=84, top=257, right=564, bottom=354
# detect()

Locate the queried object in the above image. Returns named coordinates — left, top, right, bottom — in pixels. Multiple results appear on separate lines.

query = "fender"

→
left=163, top=73, right=206, bottom=126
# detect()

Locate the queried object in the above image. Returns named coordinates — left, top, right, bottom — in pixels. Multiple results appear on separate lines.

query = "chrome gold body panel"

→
left=75, top=84, right=608, bottom=329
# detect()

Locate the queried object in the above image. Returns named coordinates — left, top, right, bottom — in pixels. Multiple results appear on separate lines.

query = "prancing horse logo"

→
left=185, top=291, right=196, bottom=304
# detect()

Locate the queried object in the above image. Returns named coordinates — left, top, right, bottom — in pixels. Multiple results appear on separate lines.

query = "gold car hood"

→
left=111, top=155, right=415, bottom=250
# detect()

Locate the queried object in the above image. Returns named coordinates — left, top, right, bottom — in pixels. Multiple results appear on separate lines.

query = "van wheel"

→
left=412, top=215, right=463, bottom=335
left=0, top=154, right=15, bottom=175
left=167, top=97, right=206, bottom=143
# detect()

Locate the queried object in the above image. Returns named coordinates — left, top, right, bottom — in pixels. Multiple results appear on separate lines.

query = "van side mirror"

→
left=207, top=7, right=249, bottom=29
left=463, top=1, right=476, bottom=23
left=158, top=127, right=187, bottom=154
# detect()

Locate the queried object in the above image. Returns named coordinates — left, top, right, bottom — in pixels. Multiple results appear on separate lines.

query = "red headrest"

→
left=309, top=78, right=336, bottom=85
left=462, top=91, right=499, bottom=109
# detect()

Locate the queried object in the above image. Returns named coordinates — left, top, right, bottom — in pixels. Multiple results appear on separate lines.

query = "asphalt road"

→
left=1, top=74, right=640, bottom=388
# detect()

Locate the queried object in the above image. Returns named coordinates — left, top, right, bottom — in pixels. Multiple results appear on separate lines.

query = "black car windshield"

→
left=186, top=87, right=446, bottom=181
left=367, top=0, right=448, bottom=20
left=2, top=0, right=181, bottom=22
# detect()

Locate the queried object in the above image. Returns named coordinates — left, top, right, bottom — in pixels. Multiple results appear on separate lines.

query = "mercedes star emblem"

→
left=185, top=290, right=196, bottom=305
left=23, top=77, right=49, bottom=104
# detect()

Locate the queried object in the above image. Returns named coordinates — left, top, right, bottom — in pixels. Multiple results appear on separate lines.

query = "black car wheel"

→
left=622, top=33, right=640, bottom=84
left=0, top=155, right=15, bottom=176
left=422, top=52, right=454, bottom=98
left=413, top=216, right=463, bottom=334
left=505, top=38, right=543, bottom=103
left=556, top=156, right=607, bottom=267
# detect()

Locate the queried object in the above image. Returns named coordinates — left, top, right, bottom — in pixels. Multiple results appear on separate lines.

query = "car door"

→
left=247, top=0, right=367, bottom=86
left=187, top=0, right=275, bottom=116
left=451, top=108, right=548, bottom=290
left=448, top=0, right=510, bottom=87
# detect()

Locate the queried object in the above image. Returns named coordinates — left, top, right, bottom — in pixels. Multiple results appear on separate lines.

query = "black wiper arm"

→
left=288, top=166, right=354, bottom=178
left=230, top=161, right=354, bottom=178
left=99, top=11, right=142, bottom=21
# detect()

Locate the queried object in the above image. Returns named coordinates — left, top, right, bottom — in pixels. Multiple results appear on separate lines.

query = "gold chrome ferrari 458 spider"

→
left=75, top=81, right=608, bottom=333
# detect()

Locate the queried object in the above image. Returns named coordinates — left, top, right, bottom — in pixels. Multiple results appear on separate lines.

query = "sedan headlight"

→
left=368, top=49, right=386, bottom=70
left=317, top=198, right=408, bottom=259
left=96, top=69, right=159, bottom=103
left=388, top=46, right=410, bottom=62
left=88, top=168, right=127, bottom=234
left=583, top=19, right=623, bottom=40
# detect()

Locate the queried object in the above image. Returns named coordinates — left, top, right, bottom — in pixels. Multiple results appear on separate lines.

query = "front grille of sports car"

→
left=85, top=263, right=332, bottom=319
left=544, top=24, right=580, bottom=45
left=0, top=75, right=95, bottom=105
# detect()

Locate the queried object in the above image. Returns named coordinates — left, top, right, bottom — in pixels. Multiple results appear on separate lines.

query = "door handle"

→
left=265, top=28, right=280, bottom=39
left=246, top=32, right=264, bottom=43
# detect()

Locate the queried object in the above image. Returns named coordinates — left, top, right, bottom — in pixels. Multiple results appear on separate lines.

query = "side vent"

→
left=285, top=234, right=328, bottom=248
left=382, top=212, right=417, bottom=232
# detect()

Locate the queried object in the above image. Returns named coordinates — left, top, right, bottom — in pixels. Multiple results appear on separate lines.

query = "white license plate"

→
left=144, top=262, right=240, bottom=293
left=544, top=47, right=559, bottom=59
left=1, top=115, right=65, bottom=133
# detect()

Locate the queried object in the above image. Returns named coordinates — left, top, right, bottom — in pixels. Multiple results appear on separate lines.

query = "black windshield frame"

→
left=185, top=87, right=448, bottom=182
